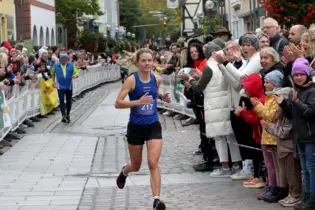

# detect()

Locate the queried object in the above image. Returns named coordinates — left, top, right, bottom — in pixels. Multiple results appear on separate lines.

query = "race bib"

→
left=136, top=99, right=156, bottom=115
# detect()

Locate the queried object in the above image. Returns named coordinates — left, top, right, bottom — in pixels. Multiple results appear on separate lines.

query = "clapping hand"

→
left=250, top=97, right=260, bottom=106
left=234, top=107, right=244, bottom=116
left=291, top=88, right=298, bottom=101
left=289, top=43, right=305, bottom=58
left=191, top=68, right=202, bottom=79
left=260, top=120, right=270, bottom=129
left=275, top=94, right=284, bottom=104
left=212, top=52, right=228, bottom=64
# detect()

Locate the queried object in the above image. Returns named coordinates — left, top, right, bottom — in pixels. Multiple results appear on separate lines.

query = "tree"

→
left=261, top=0, right=315, bottom=27
left=56, top=0, right=101, bottom=48
left=120, top=0, right=181, bottom=44
left=120, top=0, right=142, bottom=34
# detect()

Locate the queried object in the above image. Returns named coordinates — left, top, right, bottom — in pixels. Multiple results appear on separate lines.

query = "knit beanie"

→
left=242, top=34, right=259, bottom=51
left=212, top=38, right=226, bottom=49
left=265, top=70, right=284, bottom=87
left=292, top=58, right=310, bottom=76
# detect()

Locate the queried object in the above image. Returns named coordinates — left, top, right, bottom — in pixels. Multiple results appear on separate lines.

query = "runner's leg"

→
left=124, top=144, right=143, bottom=174
left=116, top=144, right=143, bottom=189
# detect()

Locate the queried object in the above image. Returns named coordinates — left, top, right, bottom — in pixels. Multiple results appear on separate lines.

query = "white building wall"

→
left=97, top=0, right=107, bottom=34
left=30, top=5, right=56, bottom=46
left=36, top=0, right=55, bottom=7
left=104, top=0, right=118, bottom=37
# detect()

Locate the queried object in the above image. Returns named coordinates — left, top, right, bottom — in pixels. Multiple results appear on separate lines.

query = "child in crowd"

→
left=278, top=58, right=315, bottom=210
left=234, top=74, right=265, bottom=189
left=252, top=70, right=288, bottom=203
left=262, top=86, right=301, bottom=207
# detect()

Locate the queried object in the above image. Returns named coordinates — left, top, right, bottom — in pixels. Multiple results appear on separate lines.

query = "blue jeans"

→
left=298, top=143, right=315, bottom=194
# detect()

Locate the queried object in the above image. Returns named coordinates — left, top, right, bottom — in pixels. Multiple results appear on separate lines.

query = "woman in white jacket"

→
left=213, top=34, right=263, bottom=182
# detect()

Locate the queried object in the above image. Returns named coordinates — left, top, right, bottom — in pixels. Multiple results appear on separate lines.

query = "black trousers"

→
left=230, top=110, right=264, bottom=177
left=58, top=89, right=72, bottom=116
left=198, top=107, right=216, bottom=163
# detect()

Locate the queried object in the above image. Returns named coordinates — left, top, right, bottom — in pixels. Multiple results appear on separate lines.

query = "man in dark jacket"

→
left=263, top=18, right=289, bottom=57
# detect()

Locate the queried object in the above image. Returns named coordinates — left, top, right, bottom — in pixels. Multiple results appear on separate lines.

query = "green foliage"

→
left=120, top=0, right=181, bottom=41
left=201, top=16, right=220, bottom=35
left=56, top=0, right=100, bottom=33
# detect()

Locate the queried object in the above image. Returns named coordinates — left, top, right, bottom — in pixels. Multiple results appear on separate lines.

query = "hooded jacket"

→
left=264, top=87, right=295, bottom=158
left=239, top=74, right=265, bottom=143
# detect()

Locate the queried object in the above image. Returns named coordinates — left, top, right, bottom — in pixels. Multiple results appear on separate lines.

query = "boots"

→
left=296, top=194, right=315, bottom=210
left=263, top=187, right=288, bottom=203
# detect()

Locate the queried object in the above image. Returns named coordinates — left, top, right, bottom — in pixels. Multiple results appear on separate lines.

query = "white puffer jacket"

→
left=204, top=56, right=233, bottom=138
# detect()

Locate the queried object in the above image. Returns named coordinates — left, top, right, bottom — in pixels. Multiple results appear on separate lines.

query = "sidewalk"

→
left=0, top=85, right=285, bottom=210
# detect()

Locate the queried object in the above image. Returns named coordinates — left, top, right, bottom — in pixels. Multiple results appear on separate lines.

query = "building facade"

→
left=0, top=0, right=16, bottom=43
left=15, top=0, right=56, bottom=46
left=228, top=0, right=263, bottom=39
left=104, top=0, right=119, bottom=37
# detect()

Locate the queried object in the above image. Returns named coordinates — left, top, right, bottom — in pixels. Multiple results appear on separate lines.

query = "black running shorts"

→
left=126, top=121, right=162, bottom=145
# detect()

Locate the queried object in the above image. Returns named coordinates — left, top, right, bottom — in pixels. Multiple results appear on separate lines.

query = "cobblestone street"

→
left=0, top=82, right=284, bottom=210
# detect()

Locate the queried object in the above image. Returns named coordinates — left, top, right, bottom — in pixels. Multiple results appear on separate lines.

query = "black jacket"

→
left=280, top=83, right=315, bottom=144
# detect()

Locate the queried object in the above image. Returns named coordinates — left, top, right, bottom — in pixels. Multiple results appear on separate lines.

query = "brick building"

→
left=15, top=0, right=56, bottom=46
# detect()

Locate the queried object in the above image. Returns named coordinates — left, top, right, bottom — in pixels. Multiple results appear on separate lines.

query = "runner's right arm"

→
left=115, top=75, right=139, bottom=109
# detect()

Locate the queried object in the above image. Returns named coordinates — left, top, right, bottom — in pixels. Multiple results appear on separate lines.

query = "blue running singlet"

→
left=129, top=72, right=158, bottom=125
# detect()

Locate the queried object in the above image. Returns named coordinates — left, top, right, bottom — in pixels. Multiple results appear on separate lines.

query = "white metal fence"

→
left=0, top=64, right=120, bottom=141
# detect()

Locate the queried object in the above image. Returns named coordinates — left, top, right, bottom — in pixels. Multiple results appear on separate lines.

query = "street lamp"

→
left=205, top=0, right=216, bottom=11
left=131, top=33, right=135, bottom=38
left=197, top=11, right=204, bottom=19
left=193, top=16, right=199, bottom=23
left=127, top=32, right=131, bottom=37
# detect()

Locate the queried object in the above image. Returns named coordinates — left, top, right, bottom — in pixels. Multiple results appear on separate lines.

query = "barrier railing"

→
left=157, top=73, right=196, bottom=118
left=0, top=64, right=120, bottom=141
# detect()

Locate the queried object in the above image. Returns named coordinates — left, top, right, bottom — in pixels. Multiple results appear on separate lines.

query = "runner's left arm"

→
left=155, top=74, right=170, bottom=103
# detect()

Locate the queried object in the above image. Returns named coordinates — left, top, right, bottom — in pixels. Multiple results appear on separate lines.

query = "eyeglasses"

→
left=262, top=26, right=277, bottom=30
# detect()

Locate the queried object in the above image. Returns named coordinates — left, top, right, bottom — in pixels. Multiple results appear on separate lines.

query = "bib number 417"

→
left=141, top=104, right=153, bottom=111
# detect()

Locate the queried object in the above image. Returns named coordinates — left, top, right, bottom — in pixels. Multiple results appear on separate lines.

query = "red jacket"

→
left=239, top=74, right=265, bottom=143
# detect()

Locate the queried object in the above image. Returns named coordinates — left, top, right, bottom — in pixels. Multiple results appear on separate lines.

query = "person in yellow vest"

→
left=52, top=51, right=79, bottom=123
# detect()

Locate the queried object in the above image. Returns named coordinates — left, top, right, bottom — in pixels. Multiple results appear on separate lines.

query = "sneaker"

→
left=193, top=149, right=203, bottom=155
left=61, top=116, right=67, bottom=123
left=294, top=192, right=310, bottom=210
left=116, top=166, right=127, bottom=189
left=210, top=168, right=231, bottom=178
left=257, top=186, right=270, bottom=200
left=153, top=199, right=166, bottom=210
left=231, top=167, right=241, bottom=175
left=279, top=195, right=301, bottom=207
left=230, top=169, right=253, bottom=180
left=66, top=115, right=70, bottom=123
left=243, top=177, right=265, bottom=188
left=193, top=161, right=213, bottom=172
left=263, top=186, right=278, bottom=203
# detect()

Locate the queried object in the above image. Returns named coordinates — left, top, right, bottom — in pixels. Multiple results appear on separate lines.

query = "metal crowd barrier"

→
left=157, top=73, right=195, bottom=118
left=0, top=64, right=120, bottom=141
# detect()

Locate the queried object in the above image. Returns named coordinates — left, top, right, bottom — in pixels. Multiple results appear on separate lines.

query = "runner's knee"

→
left=130, top=161, right=141, bottom=172
left=148, top=159, right=159, bottom=170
